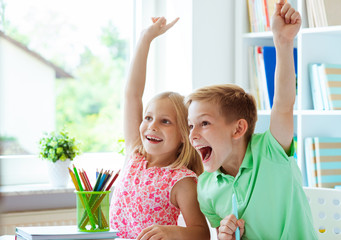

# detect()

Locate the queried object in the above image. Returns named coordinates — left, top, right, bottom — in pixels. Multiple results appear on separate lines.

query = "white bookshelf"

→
left=235, top=0, right=341, bottom=185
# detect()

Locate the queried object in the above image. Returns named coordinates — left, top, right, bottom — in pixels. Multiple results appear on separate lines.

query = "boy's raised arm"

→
left=270, top=0, right=301, bottom=153
left=123, top=17, right=179, bottom=154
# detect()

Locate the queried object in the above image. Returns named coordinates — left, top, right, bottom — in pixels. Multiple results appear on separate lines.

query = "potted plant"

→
left=39, top=130, right=81, bottom=187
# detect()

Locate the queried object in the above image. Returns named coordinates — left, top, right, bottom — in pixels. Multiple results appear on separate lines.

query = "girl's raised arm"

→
left=123, top=17, right=179, bottom=155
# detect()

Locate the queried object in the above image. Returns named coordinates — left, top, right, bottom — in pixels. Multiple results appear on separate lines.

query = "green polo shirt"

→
left=197, top=130, right=317, bottom=240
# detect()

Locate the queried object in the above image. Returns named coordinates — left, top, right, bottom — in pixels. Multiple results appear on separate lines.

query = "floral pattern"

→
left=110, top=153, right=197, bottom=239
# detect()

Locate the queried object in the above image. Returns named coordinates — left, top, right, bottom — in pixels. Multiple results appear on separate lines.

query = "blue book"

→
left=262, top=46, right=297, bottom=108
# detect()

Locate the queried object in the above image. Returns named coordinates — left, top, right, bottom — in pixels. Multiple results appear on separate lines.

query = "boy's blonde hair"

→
left=185, top=84, right=258, bottom=143
left=135, top=92, right=203, bottom=176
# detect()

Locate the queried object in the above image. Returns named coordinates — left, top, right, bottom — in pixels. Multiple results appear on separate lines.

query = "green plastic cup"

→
left=75, top=191, right=111, bottom=232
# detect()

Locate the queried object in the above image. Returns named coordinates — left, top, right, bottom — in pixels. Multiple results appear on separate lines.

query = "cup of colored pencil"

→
left=68, top=165, right=120, bottom=232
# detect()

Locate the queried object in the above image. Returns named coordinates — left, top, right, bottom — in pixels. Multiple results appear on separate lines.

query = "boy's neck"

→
left=220, top=140, right=248, bottom=177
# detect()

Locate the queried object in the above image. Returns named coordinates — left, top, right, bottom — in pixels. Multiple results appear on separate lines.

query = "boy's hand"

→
left=142, top=17, right=179, bottom=43
left=271, top=0, right=301, bottom=45
left=136, top=225, right=172, bottom=240
left=218, top=214, right=245, bottom=240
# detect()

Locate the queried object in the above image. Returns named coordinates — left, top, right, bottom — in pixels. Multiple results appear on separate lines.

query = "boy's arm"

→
left=124, top=17, right=179, bottom=154
left=270, top=0, right=301, bottom=153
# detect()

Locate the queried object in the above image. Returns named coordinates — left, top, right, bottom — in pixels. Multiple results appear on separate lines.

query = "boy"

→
left=186, top=1, right=318, bottom=239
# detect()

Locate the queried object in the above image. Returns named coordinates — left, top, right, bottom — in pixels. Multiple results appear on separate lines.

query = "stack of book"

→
left=248, top=46, right=297, bottom=110
left=306, top=0, right=341, bottom=28
left=308, top=63, right=341, bottom=110
left=247, top=0, right=277, bottom=32
left=15, top=225, right=118, bottom=240
left=304, top=137, right=341, bottom=188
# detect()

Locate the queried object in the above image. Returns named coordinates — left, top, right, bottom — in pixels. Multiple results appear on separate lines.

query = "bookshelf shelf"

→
left=301, top=25, right=341, bottom=35
left=235, top=0, right=341, bottom=186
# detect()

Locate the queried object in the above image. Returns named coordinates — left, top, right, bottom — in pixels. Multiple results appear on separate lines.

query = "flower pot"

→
left=46, top=159, right=71, bottom=187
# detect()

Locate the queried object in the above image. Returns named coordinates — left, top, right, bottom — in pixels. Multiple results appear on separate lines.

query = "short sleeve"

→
left=170, top=168, right=197, bottom=190
left=199, top=204, right=221, bottom=228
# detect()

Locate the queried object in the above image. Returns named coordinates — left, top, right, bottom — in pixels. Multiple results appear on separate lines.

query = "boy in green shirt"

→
left=186, top=1, right=317, bottom=239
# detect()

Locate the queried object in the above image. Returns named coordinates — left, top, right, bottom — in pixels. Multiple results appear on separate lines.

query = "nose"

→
left=189, top=125, right=199, bottom=141
left=148, top=120, right=158, bottom=131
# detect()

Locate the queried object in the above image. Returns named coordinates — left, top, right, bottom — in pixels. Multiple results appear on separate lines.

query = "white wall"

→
left=137, top=0, right=235, bottom=100
left=0, top=37, right=56, bottom=154
left=192, top=0, right=235, bottom=89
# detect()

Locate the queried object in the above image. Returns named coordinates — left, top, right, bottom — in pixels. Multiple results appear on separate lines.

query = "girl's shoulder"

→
left=168, top=167, right=198, bottom=184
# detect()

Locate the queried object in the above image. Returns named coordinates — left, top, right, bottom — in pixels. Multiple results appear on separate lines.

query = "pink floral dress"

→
left=109, top=153, right=197, bottom=239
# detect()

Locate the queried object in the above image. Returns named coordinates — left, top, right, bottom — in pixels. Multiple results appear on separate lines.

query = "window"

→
left=0, top=0, right=193, bottom=186
left=0, top=0, right=134, bottom=185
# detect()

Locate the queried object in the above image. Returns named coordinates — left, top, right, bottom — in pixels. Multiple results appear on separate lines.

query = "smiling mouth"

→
left=146, top=135, right=163, bottom=143
left=196, top=146, right=212, bottom=162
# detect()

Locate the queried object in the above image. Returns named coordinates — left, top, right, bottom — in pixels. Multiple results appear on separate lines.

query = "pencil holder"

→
left=75, top=191, right=111, bottom=232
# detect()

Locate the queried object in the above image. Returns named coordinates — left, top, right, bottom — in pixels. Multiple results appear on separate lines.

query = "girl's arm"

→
left=123, top=17, right=179, bottom=156
left=137, top=178, right=210, bottom=240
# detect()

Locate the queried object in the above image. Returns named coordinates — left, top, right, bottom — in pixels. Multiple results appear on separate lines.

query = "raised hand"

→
left=142, top=17, right=179, bottom=43
left=271, top=0, right=301, bottom=45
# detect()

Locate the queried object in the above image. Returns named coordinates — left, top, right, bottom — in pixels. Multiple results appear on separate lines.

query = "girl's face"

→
left=140, top=98, right=182, bottom=164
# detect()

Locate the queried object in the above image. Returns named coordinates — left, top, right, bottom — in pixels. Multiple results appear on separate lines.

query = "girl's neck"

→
left=145, top=153, right=176, bottom=168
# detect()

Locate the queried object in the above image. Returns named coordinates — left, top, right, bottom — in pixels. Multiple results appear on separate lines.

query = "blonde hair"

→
left=185, top=84, right=258, bottom=143
left=134, top=92, right=203, bottom=176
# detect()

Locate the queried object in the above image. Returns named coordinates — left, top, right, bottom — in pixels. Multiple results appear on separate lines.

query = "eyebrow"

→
left=145, top=112, right=174, bottom=119
left=188, top=113, right=212, bottom=121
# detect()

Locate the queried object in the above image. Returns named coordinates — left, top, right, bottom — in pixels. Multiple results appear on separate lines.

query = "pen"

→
left=232, top=193, right=240, bottom=240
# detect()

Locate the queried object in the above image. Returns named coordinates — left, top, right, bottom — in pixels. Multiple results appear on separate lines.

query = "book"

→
left=309, top=63, right=324, bottom=110
left=322, top=63, right=341, bottom=110
left=257, top=46, right=298, bottom=109
left=15, top=225, right=118, bottom=240
left=313, top=137, right=341, bottom=188
left=305, top=137, right=318, bottom=187
left=309, top=63, right=341, bottom=110
left=323, top=0, right=341, bottom=26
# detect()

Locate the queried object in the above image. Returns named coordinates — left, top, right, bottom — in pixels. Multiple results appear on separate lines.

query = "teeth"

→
left=146, top=136, right=162, bottom=141
left=195, top=145, right=208, bottom=150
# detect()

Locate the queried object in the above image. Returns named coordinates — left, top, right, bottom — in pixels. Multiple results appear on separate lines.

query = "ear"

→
left=232, top=119, right=248, bottom=139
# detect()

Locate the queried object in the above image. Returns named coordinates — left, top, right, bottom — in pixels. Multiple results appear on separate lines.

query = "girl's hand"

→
left=271, top=0, right=301, bottom=45
left=142, top=17, right=179, bottom=42
left=136, top=225, right=172, bottom=240
left=218, top=214, right=245, bottom=240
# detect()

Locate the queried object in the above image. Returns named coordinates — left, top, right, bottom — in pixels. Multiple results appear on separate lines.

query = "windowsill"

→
left=0, top=183, right=75, bottom=196
left=0, top=184, right=77, bottom=213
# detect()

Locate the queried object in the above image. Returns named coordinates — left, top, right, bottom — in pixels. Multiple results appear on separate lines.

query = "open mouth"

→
left=146, top=135, right=163, bottom=143
left=196, top=146, right=212, bottom=162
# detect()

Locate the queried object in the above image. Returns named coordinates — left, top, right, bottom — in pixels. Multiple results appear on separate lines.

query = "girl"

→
left=109, top=17, right=210, bottom=240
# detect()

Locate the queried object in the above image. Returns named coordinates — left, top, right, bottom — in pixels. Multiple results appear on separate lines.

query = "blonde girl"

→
left=109, top=17, right=210, bottom=240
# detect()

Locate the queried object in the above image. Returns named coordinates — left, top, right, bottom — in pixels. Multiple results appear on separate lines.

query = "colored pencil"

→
left=83, top=168, right=93, bottom=191
left=73, top=164, right=96, bottom=229
left=105, top=169, right=120, bottom=191
left=232, top=193, right=240, bottom=240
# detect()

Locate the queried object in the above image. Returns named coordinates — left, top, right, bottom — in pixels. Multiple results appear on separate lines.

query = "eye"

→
left=162, top=119, right=171, bottom=124
left=201, top=121, right=210, bottom=127
left=144, top=116, right=152, bottom=121
left=188, top=124, right=193, bottom=130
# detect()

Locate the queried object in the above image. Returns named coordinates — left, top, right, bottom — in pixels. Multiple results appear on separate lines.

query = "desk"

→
left=0, top=237, right=133, bottom=240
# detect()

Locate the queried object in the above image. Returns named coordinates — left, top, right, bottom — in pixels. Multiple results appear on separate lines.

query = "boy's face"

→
left=188, top=100, right=235, bottom=173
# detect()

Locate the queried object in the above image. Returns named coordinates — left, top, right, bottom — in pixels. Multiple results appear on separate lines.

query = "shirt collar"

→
left=213, top=143, right=253, bottom=182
